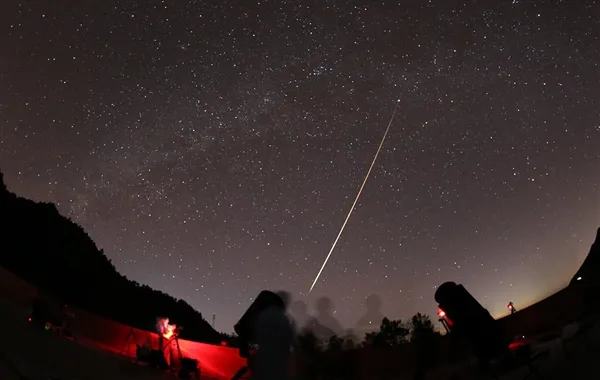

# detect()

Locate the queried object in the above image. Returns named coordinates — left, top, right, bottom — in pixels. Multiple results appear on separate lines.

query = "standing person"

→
left=253, top=291, right=294, bottom=380
left=289, top=300, right=311, bottom=335
left=157, top=317, right=175, bottom=368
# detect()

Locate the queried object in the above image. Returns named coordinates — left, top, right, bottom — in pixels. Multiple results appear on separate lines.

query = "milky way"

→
left=1, top=0, right=599, bottom=332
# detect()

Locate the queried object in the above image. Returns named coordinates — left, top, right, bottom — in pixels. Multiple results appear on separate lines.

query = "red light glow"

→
left=437, top=308, right=446, bottom=318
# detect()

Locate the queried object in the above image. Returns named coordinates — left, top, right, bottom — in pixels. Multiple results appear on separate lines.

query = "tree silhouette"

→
left=326, top=334, right=344, bottom=352
left=0, top=170, right=220, bottom=343
left=410, top=313, right=437, bottom=344
left=297, top=329, right=323, bottom=354
left=219, top=332, right=240, bottom=347
left=363, top=317, right=409, bottom=348
left=295, top=330, right=323, bottom=379
left=342, top=329, right=358, bottom=350
left=409, top=313, right=440, bottom=373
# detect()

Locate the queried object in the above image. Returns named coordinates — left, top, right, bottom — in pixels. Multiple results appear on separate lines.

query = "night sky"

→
left=1, top=1, right=599, bottom=333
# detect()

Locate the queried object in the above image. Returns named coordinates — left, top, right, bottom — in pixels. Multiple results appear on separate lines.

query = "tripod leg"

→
left=231, top=366, right=248, bottom=380
left=121, top=328, right=137, bottom=357
left=176, top=337, right=183, bottom=361
left=162, top=337, right=172, bottom=352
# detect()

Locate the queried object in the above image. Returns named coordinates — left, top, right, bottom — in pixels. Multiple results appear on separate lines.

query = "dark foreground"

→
left=1, top=292, right=599, bottom=380
left=413, top=317, right=600, bottom=380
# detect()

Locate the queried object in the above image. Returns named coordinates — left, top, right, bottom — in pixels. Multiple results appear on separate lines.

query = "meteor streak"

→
left=308, top=105, right=399, bottom=294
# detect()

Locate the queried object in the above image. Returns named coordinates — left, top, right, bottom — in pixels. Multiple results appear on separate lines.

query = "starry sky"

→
left=1, top=0, right=599, bottom=333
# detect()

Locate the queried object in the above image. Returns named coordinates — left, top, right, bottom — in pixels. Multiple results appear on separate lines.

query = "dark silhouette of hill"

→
left=0, top=170, right=220, bottom=343
left=570, top=227, right=600, bottom=285
left=495, top=227, right=600, bottom=338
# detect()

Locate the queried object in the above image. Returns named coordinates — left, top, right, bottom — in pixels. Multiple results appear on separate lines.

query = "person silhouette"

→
left=355, top=294, right=385, bottom=336
left=289, top=300, right=311, bottom=335
left=311, top=296, right=343, bottom=340
left=253, top=290, right=294, bottom=380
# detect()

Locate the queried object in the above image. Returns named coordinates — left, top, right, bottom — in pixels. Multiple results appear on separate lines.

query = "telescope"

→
left=234, top=290, right=285, bottom=354
left=435, top=282, right=508, bottom=363
left=230, top=290, right=285, bottom=379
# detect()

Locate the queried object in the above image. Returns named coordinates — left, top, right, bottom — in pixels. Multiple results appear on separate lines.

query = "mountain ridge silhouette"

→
left=0, top=170, right=220, bottom=343
left=571, top=227, right=600, bottom=285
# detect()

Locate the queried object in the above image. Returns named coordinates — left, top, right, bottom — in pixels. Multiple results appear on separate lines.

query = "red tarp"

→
left=0, top=266, right=246, bottom=379
left=68, top=308, right=246, bottom=378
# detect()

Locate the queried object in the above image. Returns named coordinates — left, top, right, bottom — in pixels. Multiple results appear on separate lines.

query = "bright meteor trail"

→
left=308, top=105, right=399, bottom=294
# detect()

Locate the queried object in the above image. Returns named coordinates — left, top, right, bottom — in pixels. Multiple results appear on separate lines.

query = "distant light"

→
left=577, top=277, right=582, bottom=281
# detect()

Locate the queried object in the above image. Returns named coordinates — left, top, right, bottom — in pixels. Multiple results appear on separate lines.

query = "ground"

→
left=423, top=318, right=600, bottom=380
left=2, top=292, right=599, bottom=380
